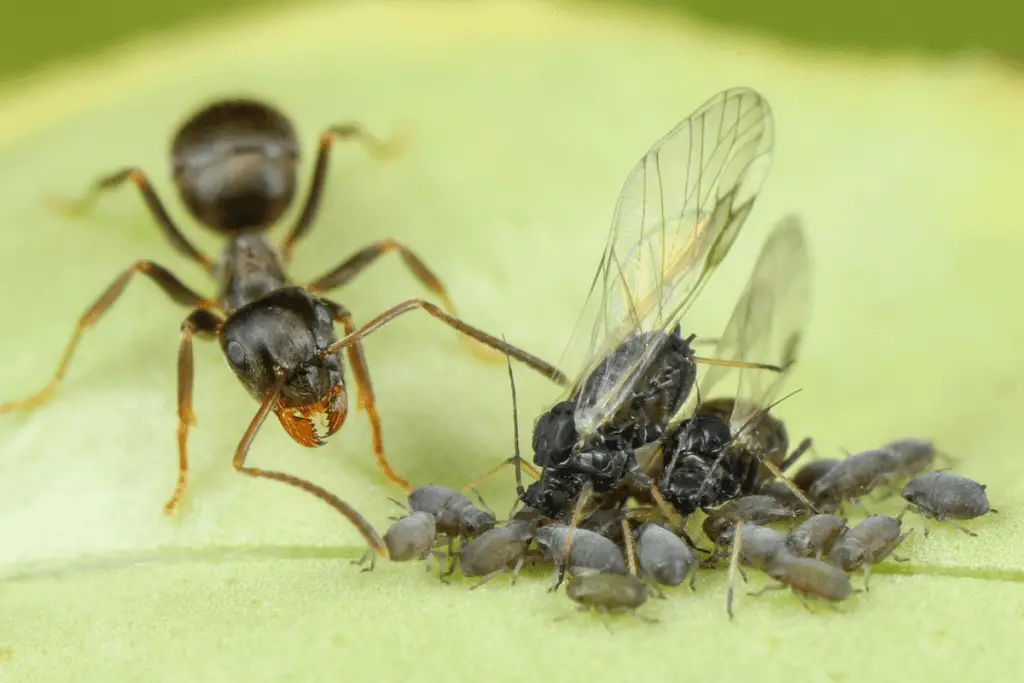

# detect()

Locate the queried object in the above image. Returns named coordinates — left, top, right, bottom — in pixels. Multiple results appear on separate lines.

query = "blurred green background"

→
left=1, top=0, right=1020, bottom=84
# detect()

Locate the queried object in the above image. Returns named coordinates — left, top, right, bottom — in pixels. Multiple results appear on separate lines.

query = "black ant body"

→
left=0, top=98, right=567, bottom=558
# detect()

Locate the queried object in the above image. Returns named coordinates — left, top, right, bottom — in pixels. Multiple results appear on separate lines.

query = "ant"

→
left=0, top=97, right=568, bottom=558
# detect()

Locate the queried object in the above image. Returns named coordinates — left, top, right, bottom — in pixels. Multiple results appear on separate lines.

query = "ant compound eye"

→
left=226, top=340, right=247, bottom=369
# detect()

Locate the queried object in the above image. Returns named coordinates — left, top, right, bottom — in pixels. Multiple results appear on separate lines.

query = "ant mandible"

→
left=0, top=98, right=568, bottom=558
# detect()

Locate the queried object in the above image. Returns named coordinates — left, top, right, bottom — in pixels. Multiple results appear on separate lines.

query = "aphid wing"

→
left=568, top=88, right=775, bottom=437
left=697, top=215, right=813, bottom=433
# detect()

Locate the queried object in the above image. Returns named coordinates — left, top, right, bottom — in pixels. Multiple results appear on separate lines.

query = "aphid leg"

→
left=232, top=368, right=389, bottom=559
left=621, top=517, right=639, bottom=577
left=322, top=298, right=570, bottom=386
left=165, top=308, right=223, bottom=515
left=468, top=569, right=508, bottom=590
left=551, top=481, right=593, bottom=592
left=47, top=168, right=214, bottom=270
left=693, top=356, right=784, bottom=373
left=935, top=517, right=978, bottom=537
left=510, top=555, right=526, bottom=586
left=845, top=498, right=872, bottom=516
left=648, top=485, right=687, bottom=533
left=862, top=564, right=872, bottom=592
left=322, top=299, right=412, bottom=492
left=779, top=438, right=813, bottom=473
left=754, top=458, right=819, bottom=514
left=353, top=549, right=375, bottom=572
left=460, top=458, right=541, bottom=496
left=726, top=522, right=744, bottom=620
left=387, top=497, right=409, bottom=512
left=280, top=124, right=403, bottom=260
left=747, top=584, right=787, bottom=598
left=469, top=488, right=496, bottom=518
left=0, top=262, right=215, bottom=416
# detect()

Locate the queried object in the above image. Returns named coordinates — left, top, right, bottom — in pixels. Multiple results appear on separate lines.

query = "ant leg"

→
left=0, top=261, right=214, bottom=414
left=306, top=239, right=455, bottom=315
left=321, top=299, right=412, bottom=493
left=49, top=168, right=214, bottom=271
left=165, top=308, right=223, bottom=515
left=322, top=298, right=569, bottom=386
left=232, top=368, right=389, bottom=559
left=306, top=241, right=507, bottom=365
left=280, top=125, right=402, bottom=260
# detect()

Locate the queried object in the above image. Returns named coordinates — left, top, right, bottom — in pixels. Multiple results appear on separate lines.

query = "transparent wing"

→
left=696, top=214, right=812, bottom=435
left=561, top=87, right=775, bottom=438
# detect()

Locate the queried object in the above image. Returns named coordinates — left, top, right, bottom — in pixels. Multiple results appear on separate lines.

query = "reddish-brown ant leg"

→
left=323, top=299, right=570, bottom=387
left=165, top=309, right=223, bottom=515
left=234, top=368, right=389, bottom=559
left=280, top=125, right=402, bottom=260
left=322, top=299, right=412, bottom=493
left=304, top=238, right=502, bottom=363
left=48, top=168, right=214, bottom=272
left=306, top=238, right=456, bottom=315
left=0, top=261, right=216, bottom=414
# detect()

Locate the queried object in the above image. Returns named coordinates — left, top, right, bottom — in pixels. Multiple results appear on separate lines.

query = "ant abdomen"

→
left=171, top=98, right=301, bottom=234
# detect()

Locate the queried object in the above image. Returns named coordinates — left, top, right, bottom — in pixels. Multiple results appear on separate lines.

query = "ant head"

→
left=172, top=98, right=300, bottom=234
left=219, top=288, right=346, bottom=447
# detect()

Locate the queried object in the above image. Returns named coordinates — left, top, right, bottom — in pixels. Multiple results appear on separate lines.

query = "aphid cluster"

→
left=1, top=88, right=996, bottom=622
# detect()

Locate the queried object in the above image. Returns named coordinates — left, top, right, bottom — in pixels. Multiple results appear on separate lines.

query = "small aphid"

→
left=790, top=459, right=840, bottom=493
left=717, top=523, right=790, bottom=571
left=828, top=515, right=911, bottom=590
left=565, top=571, right=653, bottom=622
left=357, top=510, right=438, bottom=571
left=534, top=524, right=627, bottom=582
left=408, top=485, right=496, bottom=539
left=702, top=494, right=799, bottom=543
left=635, top=522, right=698, bottom=588
left=787, top=514, right=848, bottom=559
left=458, top=518, right=536, bottom=589
left=750, top=554, right=853, bottom=610
left=885, top=438, right=942, bottom=479
left=809, top=449, right=900, bottom=510
left=901, top=472, right=994, bottom=537
left=722, top=522, right=793, bottom=618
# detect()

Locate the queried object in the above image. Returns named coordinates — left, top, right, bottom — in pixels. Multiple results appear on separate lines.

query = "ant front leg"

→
left=0, top=261, right=215, bottom=415
left=320, top=298, right=412, bottom=493
left=323, top=298, right=570, bottom=387
left=166, top=308, right=223, bottom=515
left=49, top=168, right=214, bottom=271
left=280, top=124, right=403, bottom=261
left=232, top=368, right=389, bottom=558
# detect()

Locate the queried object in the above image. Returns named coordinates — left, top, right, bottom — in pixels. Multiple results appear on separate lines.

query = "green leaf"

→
left=1, top=2, right=1022, bottom=681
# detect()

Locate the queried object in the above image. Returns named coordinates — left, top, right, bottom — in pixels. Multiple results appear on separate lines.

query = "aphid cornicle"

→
left=901, top=471, right=994, bottom=536
left=659, top=215, right=815, bottom=517
left=828, top=514, right=911, bottom=590
left=1, top=97, right=568, bottom=558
